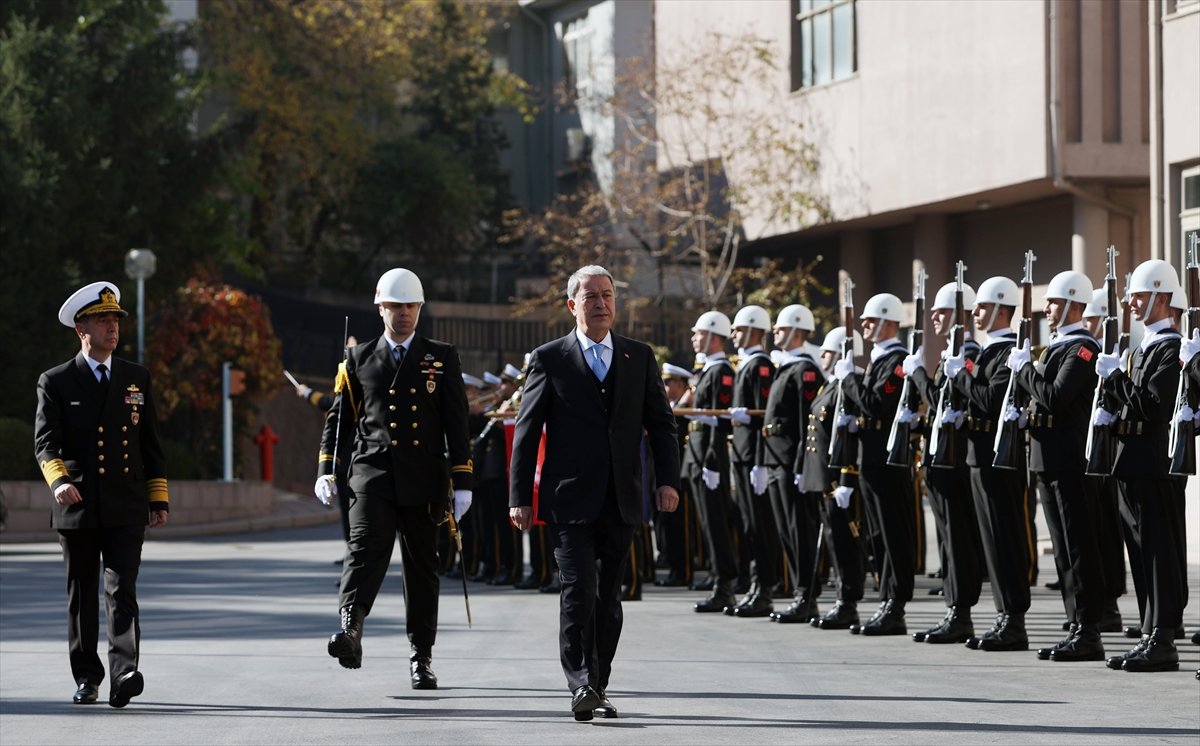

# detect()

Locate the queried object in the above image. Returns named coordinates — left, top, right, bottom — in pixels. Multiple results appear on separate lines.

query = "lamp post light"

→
left=124, top=248, right=157, bottom=365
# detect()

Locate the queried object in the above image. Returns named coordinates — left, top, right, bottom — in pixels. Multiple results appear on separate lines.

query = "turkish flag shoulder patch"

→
left=1077, top=347, right=1094, bottom=362
left=965, top=359, right=976, bottom=374
left=759, top=366, right=770, bottom=377
left=803, top=371, right=817, bottom=382
left=721, top=375, right=734, bottom=386
left=894, top=364, right=905, bottom=378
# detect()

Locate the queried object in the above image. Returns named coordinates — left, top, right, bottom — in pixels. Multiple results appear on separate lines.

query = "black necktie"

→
left=393, top=345, right=405, bottom=367
left=97, top=363, right=109, bottom=385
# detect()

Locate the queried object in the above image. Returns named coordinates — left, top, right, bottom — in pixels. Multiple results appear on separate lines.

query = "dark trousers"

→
left=858, top=463, right=916, bottom=606
left=526, top=524, right=556, bottom=587
left=58, top=525, right=145, bottom=688
left=926, top=464, right=982, bottom=610
left=969, top=465, right=1032, bottom=615
left=732, top=463, right=781, bottom=590
left=1116, top=481, right=1147, bottom=626
left=689, top=472, right=738, bottom=586
left=925, top=468, right=948, bottom=576
left=1035, top=470, right=1104, bottom=625
left=767, top=468, right=820, bottom=596
left=655, top=481, right=693, bottom=584
left=1090, top=476, right=1127, bottom=602
left=820, top=490, right=866, bottom=603
left=551, top=495, right=636, bottom=693
left=340, top=496, right=440, bottom=652
left=1118, top=477, right=1188, bottom=632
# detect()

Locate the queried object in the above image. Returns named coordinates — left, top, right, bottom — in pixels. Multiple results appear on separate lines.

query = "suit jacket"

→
left=319, top=335, right=472, bottom=508
left=509, top=332, right=681, bottom=526
left=35, top=353, right=169, bottom=529
left=1105, top=331, right=1181, bottom=480
left=731, top=350, right=774, bottom=464
left=762, top=354, right=822, bottom=472
left=842, top=343, right=906, bottom=468
left=682, top=359, right=734, bottom=479
left=1016, top=330, right=1099, bottom=473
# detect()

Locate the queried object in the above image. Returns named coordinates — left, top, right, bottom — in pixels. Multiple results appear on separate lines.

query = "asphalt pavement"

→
left=1, top=524, right=1198, bottom=745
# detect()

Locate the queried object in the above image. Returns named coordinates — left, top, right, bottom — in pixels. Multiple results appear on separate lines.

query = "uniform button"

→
left=124, top=453, right=129, bottom=460
left=412, top=440, right=420, bottom=446
left=98, top=467, right=106, bottom=474
left=389, top=389, right=396, bottom=395
left=389, top=405, right=396, bottom=411
left=411, top=422, right=418, bottom=429
left=391, top=440, right=398, bottom=446
left=410, top=388, right=417, bottom=394
left=121, top=426, right=127, bottom=432
left=390, top=422, right=397, bottom=429
left=98, top=455, right=105, bottom=462
left=98, top=426, right=104, bottom=433
left=411, top=405, right=417, bottom=412
left=122, top=440, right=128, bottom=446
left=123, top=467, right=129, bottom=473
left=97, top=440, right=104, bottom=447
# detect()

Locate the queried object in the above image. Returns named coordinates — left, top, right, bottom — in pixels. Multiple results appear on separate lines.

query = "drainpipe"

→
left=1148, top=0, right=1165, bottom=261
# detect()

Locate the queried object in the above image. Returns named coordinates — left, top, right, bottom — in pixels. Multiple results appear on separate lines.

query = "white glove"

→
left=833, top=485, right=853, bottom=509
left=896, top=407, right=918, bottom=425
left=314, top=475, right=337, bottom=506
left=1006, top=340, right=1031, bottom=373
left=793, top=473, right=803, bottom=489
left=453, top=489, right=472, bottom=522
left=750, top=466, right=768, bottom=495
left=1091, top=408, right=1117, bottom=427
left=686, top=414, right=719, bottom=427
left=835, top=413, right=859, bottom=432
left=727, top=407, right=752, bottom=425
left=940, top=408, right=965, bottom=429
left=702, top=468, right=720, bottom=490
left=295, top=384, right=313, bottom=398
left=833, top=357, right=854, bottom=381
left=1181, top=330, right=1200, bottom=366
left=1003, top=405, right=1029, bottom=428
left=902, top=347, right=925, bottom=377
left=943, top=351, right=967, bottom=379
left=1096, top=350, right=1122, bottom=380
left=1176, top=404, right=1196, bottom=424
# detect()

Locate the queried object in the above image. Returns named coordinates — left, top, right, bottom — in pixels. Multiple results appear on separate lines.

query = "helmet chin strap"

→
left=985, top=304, right=999, bottom=334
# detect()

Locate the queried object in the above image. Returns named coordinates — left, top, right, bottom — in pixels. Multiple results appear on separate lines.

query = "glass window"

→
left=562, top=15, right=593, bottom=100
left=792, top=0, right=856, bottom=91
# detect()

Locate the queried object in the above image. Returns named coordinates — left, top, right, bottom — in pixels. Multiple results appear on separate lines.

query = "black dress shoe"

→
left=108, top=671, right=143, bottom=708
left=1037, top=624, right=1077, bottom=660
left=513, top=576, right=542, bottom=590
left=849, top=602, right=887, bottom=634
left=724, top=584, right=760, bottom=616
left=1045, top=579, right=1062, bottom=591
left=1106, top=637, right=1148, bottom=670
left=1124, top=625, right=1144, bottom=639
left=966, top=614, right=1005, bottom=650
left=328, top=605, right=365, bottom=669
left=860, top=603, right=907, bottom=636
left=540, top=579, right=562, bottom=594
left=1192, top=631, right=1200, bottom=645
left=72, top=682, right=99, bottom=705
left=1122, top=629, right=1180, bottom=672
left=689, top=576, right=714, bottom=592
left=773, top=596, right=818, bottom=624
left=913, top=610, right=952, bottom=643
left=732, top=593, right=774, bottom=618
left=593, top=691, right=618, bottom=718
left=655, top=574, right=689, bottom=587
left=1049, top=625, right=1104, bottom=662
left=1060, top=619, right=1073, bottom=632
left=571, top=685, right=601, bottom=722
left=814, top=601, right=859, bottom=630
left=927, top=585, right=944, bottom=596
left=926, top=612, right=974, bottom=644
left=410, top=651, right=438, bottom=690
left=694, top=592, right=736, bottom=613
left=470, top=566, right=494, bottom=583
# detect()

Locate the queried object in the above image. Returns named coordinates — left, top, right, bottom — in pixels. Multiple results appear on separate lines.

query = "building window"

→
left=791, top=0, right=856, bottom=91
left=562, top=15, right=593, bottom=101
left=1182, top=165, right=1199, bottom=265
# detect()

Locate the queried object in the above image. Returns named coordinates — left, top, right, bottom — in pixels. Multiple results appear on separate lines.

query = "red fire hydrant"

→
left=254, top=424, right=280, bottom=482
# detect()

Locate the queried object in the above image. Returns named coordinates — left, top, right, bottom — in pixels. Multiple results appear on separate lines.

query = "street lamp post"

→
left=124, top=249, right=157, bottom=365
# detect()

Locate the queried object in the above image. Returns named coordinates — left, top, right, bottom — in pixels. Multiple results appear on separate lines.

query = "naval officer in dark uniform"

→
left=35, top=282, right=170, bottom=707
left=318, top=268, right=473, bottom=690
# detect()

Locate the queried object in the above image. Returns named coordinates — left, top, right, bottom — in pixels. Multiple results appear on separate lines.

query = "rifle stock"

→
left=828, top=277, right=857, bottom=468
left=1169, top=235, right=1199, bottom=475
left=930, top=261, right=967, bottom=468
left=1085, top=245, right=1120, bottom=476
left=886, top=269, right=927, bottom=466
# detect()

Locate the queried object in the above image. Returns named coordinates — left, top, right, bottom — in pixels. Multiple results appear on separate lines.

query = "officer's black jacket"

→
left=840, top=342, right=906, bottom=468
left=954, top=333, right=1017, bottom=467
left=1015, top=329, right=1099, bottom=473
left=731, top=350, right=774, bottom=465
left=762, top=354, right=822, bottom=473
left=682, top=359, right=734, bottom=478
left=1103, top=331, right=1181, bottom=480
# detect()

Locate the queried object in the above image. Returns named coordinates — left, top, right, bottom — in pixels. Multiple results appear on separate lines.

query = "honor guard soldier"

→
left=35, top=282, right=170, bottom=707
left=657, top=363, right=697, bottom=587
left=317, top=268, right=473, bottom=689
left=833, top=292, right=915, bottom=636
left=683, top=311, right=740, bottom=613
left=956, top=276, right=1034, bottom=652
left=725, top=305, right=782, bottom=618
left=805, top=327, right=868, bottom=630
left=762, top=305, right=824, bottom=623
left=1097, top=260, right=1187, bottom=672
left=903, top=281, right=984, bottom=644
left=1006, top=270, right=1106, bottom=663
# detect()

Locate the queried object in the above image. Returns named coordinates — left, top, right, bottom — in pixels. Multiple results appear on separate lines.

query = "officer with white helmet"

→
left=831, top=291, right=917, bottom=636
left=1006, top=268, right=1107, bottom=663
left=319, top=267, right=473, bottom=688
left=683, top=310, right=740, bottom=612
left=1081, top=288, right=1110, bottom=338
left=1094, top=258, right=1188, bottom=673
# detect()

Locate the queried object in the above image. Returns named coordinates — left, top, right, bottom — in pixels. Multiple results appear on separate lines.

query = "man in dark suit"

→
left=35, top=282, right=170, bottom=707
left=509, top=265, right=681, bottom=722
left=318, top=268, right=473, bottom=690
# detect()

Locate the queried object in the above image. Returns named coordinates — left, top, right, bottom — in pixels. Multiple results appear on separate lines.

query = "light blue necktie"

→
left=590, top=345, right=608, bottom=381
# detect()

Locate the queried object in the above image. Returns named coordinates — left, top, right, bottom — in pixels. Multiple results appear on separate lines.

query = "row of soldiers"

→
left=671, top=253, right=1197, bottom=677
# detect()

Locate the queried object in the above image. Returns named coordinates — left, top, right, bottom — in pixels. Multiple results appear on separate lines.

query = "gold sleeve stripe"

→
left=319, top=453, right=335, bottom=463
left=307, top=391, right=323, bottom=407
left=839, top=466, right=860, bottom=476
left=147, top=478, right=169, bottom=503
left=40, top=458, right=69, bottom=487
left=450, top=459, right=474, bottom=474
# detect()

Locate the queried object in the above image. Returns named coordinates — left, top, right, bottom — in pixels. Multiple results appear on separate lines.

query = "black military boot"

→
left=1037, top=622, right=1078, bottom=660
left=328, top=605, right=365, bottom=669
left=977, top=613, right=1028, bottom=652
left=1106, top=635, right=1148, bottom=670
left=1049, top=623, right=1104, bottom=662
left=860, top=600, right=907, bottom=636
left=814, top=600, right=859, bottom=630
left=966, top=613, right=1005, bottom=650
left=1122, top=627, right=1180, bottom=673
left=926, top=607, right=974, bottom=644
left=725, top=582, right=760, bottom=616
left=732, top=589, right=774, bottom=618
left=694, top=581, right=736, bottom=613
left=772, top=592, right=818, bottom=624
left=410, top=647, right=438, bottom=689
left=850, top=601, right=888, bottom=634
left=913, top=609, right=953, bottom=643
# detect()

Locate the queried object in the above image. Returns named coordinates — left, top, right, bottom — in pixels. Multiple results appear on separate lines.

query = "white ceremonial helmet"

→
left=732, top=304, right=772, bottom=331
left=930, top=282, right=976, bottom=312
left=976, top=277, right=1020, bottom=307
left=375, top=268, right=425, bottom=304
left=1171, top=287, right=1186, bottom=311
left=860, top=293, right=904, bottom=322
left=1128, top=259, right=1181, bottom=296
left=1043, top=270, right=1093, bottom=305
left=774, top=304, right=815, bottom=332
left=692, top=310, right=732, bottom=338
left=820, top=326, right=864, bottom=356
left=1082, top=288, right=1108, bottom=319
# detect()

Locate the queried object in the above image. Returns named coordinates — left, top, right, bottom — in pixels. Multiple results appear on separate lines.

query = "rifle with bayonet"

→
left=828, top=277, right=857, bottom=468
left=1085, top=245, right=1120, bottom=476
left=887, top=268, right=927, bottom=466
left=993, top=251, right=1036, bottom=469
left=929, top=261, right=967, bottom=468
left=1169, top=235, right=1200, bottom=475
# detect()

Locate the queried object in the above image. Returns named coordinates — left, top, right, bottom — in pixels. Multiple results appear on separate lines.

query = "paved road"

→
left=2, top=526, right=1197, bottom=745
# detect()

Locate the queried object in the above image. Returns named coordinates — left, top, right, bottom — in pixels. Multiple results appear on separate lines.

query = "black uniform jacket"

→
left=35, top=353, right=169, bottom=529
left=762, top=353, right=822, bottom=473
left=954, top=333, right=1017, bottom=467
left=1104, top=331, right=1182, bottom=480
left=319, top=334, right=472, bottom=507
left=682, top=358, right=734, bottom=479
left=841, top=342, right=906, bottom=468
left=1015, top=329, right=1099, bottom=473
left=731, top=349, right=774, bottom=465
left=911, top=340, right=980, bottom=466
left=509, top=332, right=680, bottom=526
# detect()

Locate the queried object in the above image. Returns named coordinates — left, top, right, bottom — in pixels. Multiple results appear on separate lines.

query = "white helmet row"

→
left=774, top=304, right=815, bottom=332
left=692, top=310, right=732, bottom=338
left=930, top=282, right=976, bottom=312
left=976, top=276, right=1020, bottom=307
left=861, top=292, right=904, bottom=322
left=732, top=304, right=772, bottom=331
left=1044, top=270, right=1092, bottom=305
left=375, top=268, right=425, bottom=304
left=820, top=326, right=865, bottom=356
left=1082, top=288, right=1108, bottom=318
left=1128, top=259, right=1181, bottom=296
